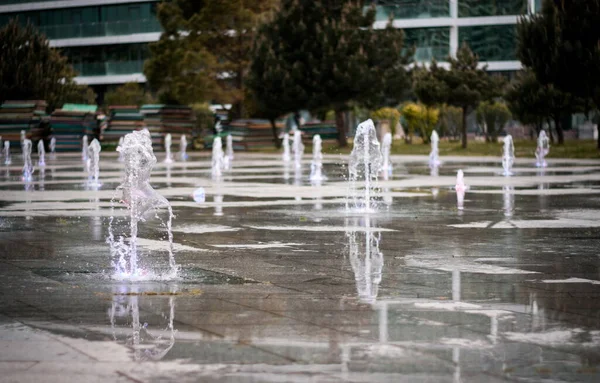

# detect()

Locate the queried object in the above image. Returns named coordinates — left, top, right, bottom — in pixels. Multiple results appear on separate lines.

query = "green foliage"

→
left=476, top=101, right=511, bottom=142
left=247, top=0, right=413, bottom=147
left=505, top=70, right=577, bottom=144
left=104, top=82, right=154, bottom=109
left=401, top=103, right=439, bottom=144
left=517, top=0, right=600, bottom=146
left=146, top=0, right=277, bottom=115
left=438, top=104, right=462, bottom=140
left=410, top=43, right=503, bottom=148
left=370, top=107, right=400, bottom=135
left=191, top=103, right=214, bottom=135
left=0, top=19, right=94, bottom=111
left=62, top=86, right=97, bottom=106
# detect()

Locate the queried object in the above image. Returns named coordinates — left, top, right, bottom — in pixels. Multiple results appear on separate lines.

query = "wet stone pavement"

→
left=0, top=150, right=600, bottom=382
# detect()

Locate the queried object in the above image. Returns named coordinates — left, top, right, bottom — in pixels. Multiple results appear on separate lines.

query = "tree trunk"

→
left=461, top=107, right=468, bottom=149
left=270, top=118, right=281, bottom=149
left=335, top=109, right=347, bottom=147
left=553, top=116, right=564, bottom=145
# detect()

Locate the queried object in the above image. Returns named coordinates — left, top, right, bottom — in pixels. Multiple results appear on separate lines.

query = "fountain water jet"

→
left=212, top=136, right=224, bottom=178
left=108, top=129, right=177, bottom=279
left=502, top=135, right=515, bottom=176
left=429, top=130, right=441, bottom=167
left=348, top=119, right=383, bottom=213
left=455, top=170, right=467, bottom=211
left=292, top=130, right=304, bottom=169
left=164, top=134, right=174, bottom=163
left=22, top=139, right=33, bottom=182
left=118, top=137, right=125, bottom=162
left=3, top=141, right=11, bottom=165
left=282, top=133, right=291, bottom=163
left=179, top=135, right=188, bottom=161
left=380, top=132, right=392, bottom=176
left=87, top=138, right=101, bottom=187
left=225, top=134, right=234, bottom=166
left=49, top=137, right=56, bottom=154
left=82, top=135, right=88, bottom=161
left=37, top=140, right=46, bottom=167
left=310, top=134, right=326, bottom=182
left=535, top=130, right=549, bottom=168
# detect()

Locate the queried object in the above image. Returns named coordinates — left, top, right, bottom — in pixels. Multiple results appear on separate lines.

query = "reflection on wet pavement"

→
left=1, top=152, right=600, bottom=382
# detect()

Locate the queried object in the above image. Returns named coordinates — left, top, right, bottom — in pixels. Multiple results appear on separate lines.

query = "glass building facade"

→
left=0, top=0, right=534, bottom=89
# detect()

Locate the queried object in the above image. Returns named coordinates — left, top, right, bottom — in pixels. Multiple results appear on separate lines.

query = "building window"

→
left=403, top=27, right=450, bottom=61
left=374, top=0, right=450, bottom=21
left=458, top=0, right=527, bottom=17
left=459, top=24, right=517, bottom=61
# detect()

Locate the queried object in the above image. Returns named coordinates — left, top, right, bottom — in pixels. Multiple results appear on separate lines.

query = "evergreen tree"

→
left=0, top=19, right=95, bottom=111
left=517, top=0, right=600, bottom=147
left=248, top=0, right=412, bottom=147
left=411, top=43, right=502, bottom=148
left=145, top=0, right=277, bottom=115
left=104, top=83, right=155, bottom=109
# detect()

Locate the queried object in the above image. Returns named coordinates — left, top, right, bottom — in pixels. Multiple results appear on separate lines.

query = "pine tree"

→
left=145, top=0, right=277, bottom=116
left=411, top=43, right=502, bottom=148
left=248, top=0, right=412, bottom=147
left=517, top=0, right=600, bottom=148
left=0, top=19, right=95, bottom=110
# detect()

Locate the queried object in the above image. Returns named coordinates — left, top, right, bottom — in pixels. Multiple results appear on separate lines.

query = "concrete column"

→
left=449, top=0, right=459, bottom=57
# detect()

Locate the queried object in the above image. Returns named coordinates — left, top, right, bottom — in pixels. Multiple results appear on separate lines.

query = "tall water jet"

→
left=535, top=130, right=549, bottom=168
left=282, top=133, right=291, bottom=163
left=455, top=170, right=467, bottom=211
left=292, top=130, right=304, bottom=169
left=117, top=137, right=125, bottom=162
left=224, top=134, right=234, bottom=169
left=348, top=119, right=382, bottom=212
left=37, top=140, right=46, bottom=167
left=108, top=129, right=177, bottom=279
left=22, top=138, right=33, bottom=182
left=429, top=130, right=441, bottom=167
left=20, top=130, right=25, bottom=145
left=164, top=134, right=174, bottom=163
left=310, top=134, right=326, bottom=182
left=380, top=132, right=392, bottom=176
left=82, top=135, right=88, bottom=161
left=179, top=134, right=188, bottom=161
left=87, top=138, right=101, bottom=188
left=49, top=137, right=56, bottom=158
left=3, top=141, right=11, bottom=165
left=502, top=134, right=515, bottom=176
left=212, top=136, right=224, bottom=178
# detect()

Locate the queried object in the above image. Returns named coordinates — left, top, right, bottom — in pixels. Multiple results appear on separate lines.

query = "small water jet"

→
left=49, top=137, right=56, bottom=158
left=429, top=130, right=441, bottom=167
left=212, top=136, right=224, bottom=178
left=108, top=129, right=177, bottom=279
left=380, top=132, right=392, bottom=176
left=3, top=141, right=11, bottom=165
left=503, top=185, right=514, bottom=217
left=20, top=130, right=25, bottom=144
left=310, top=134, right=326, bottom=182
left=37, top=140, right=46, bottom=167
left=348, top=119, right=382, bottom=212
left=118, top=137, right=125, bottom=162
left=282, top=133, right=291, bottom=163
left=535, top=130, right=549, bottom=168
left=22, top=138, right=34, bottom=182
left=82, top=135, right=88, bottom=161
left=292, top=130, right=304, bottom=169
left=179, top=135, right=188, bottom=161
left=502, top=135, right=515, bottom=176
left=455, top=170, right=467, bottom=211
left=225, top=134, right=234, bottom=169
left=163, top=134, right=174, bottom=164
left=87, top=138, right=101, bottom=188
